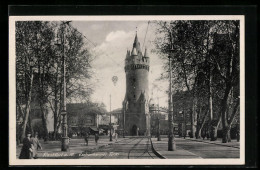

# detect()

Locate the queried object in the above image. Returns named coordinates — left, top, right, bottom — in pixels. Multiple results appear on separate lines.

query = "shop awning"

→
left=89, top=127, right=98, bottom=132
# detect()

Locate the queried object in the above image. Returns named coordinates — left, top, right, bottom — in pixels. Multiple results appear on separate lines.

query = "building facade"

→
left=67, top=103, right=104, bottom=135
left=122, top=33, right=151, bottom=136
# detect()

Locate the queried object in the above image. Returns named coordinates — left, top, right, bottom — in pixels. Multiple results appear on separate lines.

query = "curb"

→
left=149, top=137, right=166, bottom=159
left=185, top=138, right=240, bottom=149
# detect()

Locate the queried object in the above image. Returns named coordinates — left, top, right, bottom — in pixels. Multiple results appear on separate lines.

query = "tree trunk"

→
left=39, top=102, right=49, bottom=141
left=210, top=115, right=221, bottom=141
left=28, top=113, right=34, bottom=136
left=190, top=110, right=194, bottom=138
left=53, top=94, right=59, bottom=140
left=222, top=126, right=231, bottom=143
left=21, top=72, right=34, bottom=140
left=222, top=96, right=239, bottom=143
left=221, top=83, right=232, bottom=143
left=196, top=127, right=202, bottom=139
left=196, top=110, right=208, bottom=139
left=191, top=97, right=197, bottom=138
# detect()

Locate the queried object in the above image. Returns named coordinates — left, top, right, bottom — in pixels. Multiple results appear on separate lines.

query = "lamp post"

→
left=168, top=47, right=176, bottom=151
left=60, top=21, right=71, bottom=151
left=109, top=94, right=113, bottom=141
left=157, top=116, right=161, bottom=141
left=110, top=76, right=118, bottom=141
left=157, top=97, right=161, bottom=141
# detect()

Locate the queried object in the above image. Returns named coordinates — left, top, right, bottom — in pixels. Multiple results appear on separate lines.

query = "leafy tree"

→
left=210, top=21, right=240, bottom=143
left=16, top=21, right=94, bottom=141
left=154, top=20, right=240, bottom=142
left=16, top=21, right=40, bottom=140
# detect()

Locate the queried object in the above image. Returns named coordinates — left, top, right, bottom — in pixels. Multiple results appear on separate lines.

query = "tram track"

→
left=95, top=137, right=160, bottom=159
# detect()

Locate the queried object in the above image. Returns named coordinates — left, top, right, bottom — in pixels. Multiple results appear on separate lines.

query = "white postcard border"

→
left=9, top=15, right=245, bottom=165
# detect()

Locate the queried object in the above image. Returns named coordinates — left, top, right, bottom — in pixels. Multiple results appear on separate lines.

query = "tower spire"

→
left=133, top=31, right=139, bottom=47
left=133, top=29, right=142, bottom=56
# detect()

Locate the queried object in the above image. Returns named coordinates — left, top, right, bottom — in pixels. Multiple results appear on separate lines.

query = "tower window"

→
left=133, top=78, right=135, bottom=82
left=133, top=95, right=136, bottom=98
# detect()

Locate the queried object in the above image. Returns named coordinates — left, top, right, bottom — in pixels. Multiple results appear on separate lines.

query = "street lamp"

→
left=168, top=47, right=176, bottom=151
left=157, top=116, right=161, bottom=141
left=60, top=21, right=71, bottom=151
left=109, top=76, right=118, bottom=141
left=109, top=94, right=113, bottom=141
left=61, top=110, right=69, bottom=151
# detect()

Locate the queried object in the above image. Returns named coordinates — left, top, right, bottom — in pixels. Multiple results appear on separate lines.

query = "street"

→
left=16, top=136, right=239, bottom=159
left=81, top=137, right=159, bottom=159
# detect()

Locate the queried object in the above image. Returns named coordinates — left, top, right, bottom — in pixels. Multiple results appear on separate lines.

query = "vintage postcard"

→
left=9, top=15, right=245, bottom=165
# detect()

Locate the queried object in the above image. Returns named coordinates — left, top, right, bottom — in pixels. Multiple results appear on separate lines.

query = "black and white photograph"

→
left=9, top=15, right=245, bottom=165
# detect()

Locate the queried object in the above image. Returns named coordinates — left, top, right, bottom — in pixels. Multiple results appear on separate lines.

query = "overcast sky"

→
left=71, top=21, right=169, bottom=111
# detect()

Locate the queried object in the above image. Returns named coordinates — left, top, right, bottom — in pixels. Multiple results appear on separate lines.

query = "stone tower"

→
left=123, top=32, right=151, bottom=136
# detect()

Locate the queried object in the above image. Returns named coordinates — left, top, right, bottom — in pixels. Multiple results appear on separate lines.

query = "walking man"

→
left=84, top=133, right=89, bottom=146
left=94, top=133, right=99, bottom=145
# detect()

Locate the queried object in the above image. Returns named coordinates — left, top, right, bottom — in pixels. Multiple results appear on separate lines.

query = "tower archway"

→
left=131, top=124, right=138, bottom=136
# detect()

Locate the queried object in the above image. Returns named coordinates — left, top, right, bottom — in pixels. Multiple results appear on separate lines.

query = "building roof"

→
left=109, top=108, right=122, bottom=115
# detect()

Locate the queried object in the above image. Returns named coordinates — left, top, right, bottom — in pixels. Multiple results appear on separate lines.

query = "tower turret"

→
left=144, top=48, right=149, bottom=57
left=131, top=47, right=138, bottom=56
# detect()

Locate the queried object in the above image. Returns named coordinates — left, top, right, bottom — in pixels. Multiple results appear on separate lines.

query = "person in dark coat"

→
left=94, top=133, right=99, bottom=145
left=19, top=132, right=33, bottom=159
left=84, top=133, right=89, bottom=146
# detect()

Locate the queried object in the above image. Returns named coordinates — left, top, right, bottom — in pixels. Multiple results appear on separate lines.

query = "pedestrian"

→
left=19, top=132, right=33, bottom=159
left=115, top=132, right=118, bottom=141
left=201, top=129, right=205, bottom=140
left=206, top=129, right=210, bottom=140
left=30, top=132, right=42, bottom=159
left=84, top=133, right=89, bottom=146
left=94, top=133, right=99, bottom=145
left=236, top=127, right=240, bottom=142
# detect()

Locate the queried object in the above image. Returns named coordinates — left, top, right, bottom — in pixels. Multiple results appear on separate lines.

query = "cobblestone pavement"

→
left=80, top=137, right=159, bottom=159
left=16, top=136, right=240, bottom=159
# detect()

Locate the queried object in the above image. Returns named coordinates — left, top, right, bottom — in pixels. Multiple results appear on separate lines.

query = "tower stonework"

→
left=123, top=33, right=151, bottom=136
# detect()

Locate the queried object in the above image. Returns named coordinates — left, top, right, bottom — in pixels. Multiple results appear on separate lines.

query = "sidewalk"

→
left=184, top=137, right=240, bottom=148
left=16, top=136, right=129, bottom=159
left=151, top=138, right=202, bottom=159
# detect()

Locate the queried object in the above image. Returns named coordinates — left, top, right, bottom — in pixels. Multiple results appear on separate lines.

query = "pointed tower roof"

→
left=133, top=32, right=139, bottom=47
left=132, top=32, right=142, bottom=56
left=144, top=48, right=149, bottom=58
